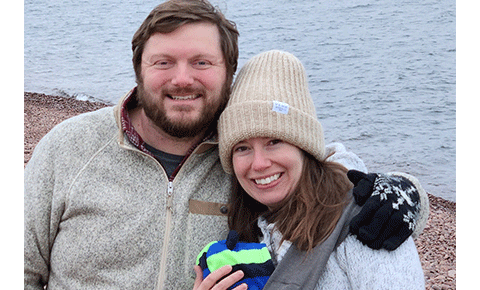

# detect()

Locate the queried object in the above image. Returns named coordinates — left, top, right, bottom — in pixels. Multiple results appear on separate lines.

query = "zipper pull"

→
left=166, top=181, right=174, bottom=213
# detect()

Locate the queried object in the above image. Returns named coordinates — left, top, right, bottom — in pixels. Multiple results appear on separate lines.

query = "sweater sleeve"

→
left=325, top=142, right=368, bottom=172
left=24, top=130, right=62, bottom=290
left=24, top=114, right=90, bottom=289
left=324, top=235, right=425, bottom=290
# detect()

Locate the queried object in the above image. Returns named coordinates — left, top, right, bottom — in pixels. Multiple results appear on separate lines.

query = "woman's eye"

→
left=233, top=145, right=249, bottom=153
left=269, top=139, right=282, bottom=146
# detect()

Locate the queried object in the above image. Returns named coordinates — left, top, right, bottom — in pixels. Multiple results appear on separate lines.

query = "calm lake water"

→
left=24, top=0, right=456, bottom=201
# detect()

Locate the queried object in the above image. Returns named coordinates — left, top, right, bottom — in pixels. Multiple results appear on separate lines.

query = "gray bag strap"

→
left=263, top=191, right=361, bottom=290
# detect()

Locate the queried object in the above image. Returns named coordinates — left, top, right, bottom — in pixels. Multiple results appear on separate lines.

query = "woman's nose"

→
left=251, top=149, right=272, bottom=171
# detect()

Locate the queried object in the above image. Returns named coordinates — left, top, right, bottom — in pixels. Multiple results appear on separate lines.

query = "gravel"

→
left=24, top=92, right=456, bottom=289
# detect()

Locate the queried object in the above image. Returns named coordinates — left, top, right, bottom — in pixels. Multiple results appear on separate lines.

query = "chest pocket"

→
left=189, top=199, right=230, bottom=216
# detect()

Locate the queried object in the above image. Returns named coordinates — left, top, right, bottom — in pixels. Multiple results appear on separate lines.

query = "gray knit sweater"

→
left=259, top=217, right=425, bottom=289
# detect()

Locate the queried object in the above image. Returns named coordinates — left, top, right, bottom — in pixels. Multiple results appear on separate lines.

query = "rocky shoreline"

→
left=24, top=92, right=456, bottom=289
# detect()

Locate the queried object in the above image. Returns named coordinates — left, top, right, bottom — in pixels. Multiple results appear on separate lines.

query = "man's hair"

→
left=132, top=0, right=239, bottom=89
left=228, top=153, right=353, bottom=252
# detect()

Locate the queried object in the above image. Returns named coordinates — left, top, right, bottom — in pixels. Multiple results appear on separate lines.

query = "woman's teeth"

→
left=255, top=173, right=281, bottom=185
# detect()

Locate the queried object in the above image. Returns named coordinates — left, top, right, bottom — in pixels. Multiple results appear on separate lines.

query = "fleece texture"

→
left=24, top=94, right=233, bottom=290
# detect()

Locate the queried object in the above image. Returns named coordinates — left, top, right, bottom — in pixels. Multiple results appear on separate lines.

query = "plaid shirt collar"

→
left=120, top=88, right=153, bottom=157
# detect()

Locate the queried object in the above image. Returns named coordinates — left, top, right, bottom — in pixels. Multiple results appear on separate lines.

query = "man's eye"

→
left=154, top=61, right=173, bottom=69
left=193, top=60, right=212, bottom=69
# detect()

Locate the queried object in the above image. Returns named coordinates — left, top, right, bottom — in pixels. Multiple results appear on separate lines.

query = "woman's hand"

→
left=193, top=265, right=248, bottom=290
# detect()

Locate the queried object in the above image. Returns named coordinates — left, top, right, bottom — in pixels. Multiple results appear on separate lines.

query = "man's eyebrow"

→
left=190, top=53, right=222, bottom=60
left=145, top=53, right=170, bottom=59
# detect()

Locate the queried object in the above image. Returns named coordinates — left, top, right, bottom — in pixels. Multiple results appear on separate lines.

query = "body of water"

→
left=24, top=0, right=456, bottom=201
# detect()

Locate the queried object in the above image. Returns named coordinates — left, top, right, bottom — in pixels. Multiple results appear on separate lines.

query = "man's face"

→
left=138, top=22, right=228, bottom=138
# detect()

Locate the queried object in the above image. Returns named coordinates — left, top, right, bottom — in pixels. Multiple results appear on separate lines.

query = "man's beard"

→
left=137, top=83, right=229, bottom=139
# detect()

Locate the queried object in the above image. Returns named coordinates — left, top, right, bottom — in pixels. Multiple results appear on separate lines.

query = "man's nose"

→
left=171, top=63, right=194, bottom=87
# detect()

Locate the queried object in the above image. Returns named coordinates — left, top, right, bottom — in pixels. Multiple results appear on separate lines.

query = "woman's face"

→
left=232, top=137, right=305, bottom=209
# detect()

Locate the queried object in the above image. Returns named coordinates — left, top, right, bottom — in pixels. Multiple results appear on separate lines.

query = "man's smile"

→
left=167, top=94, right=201, bottom=100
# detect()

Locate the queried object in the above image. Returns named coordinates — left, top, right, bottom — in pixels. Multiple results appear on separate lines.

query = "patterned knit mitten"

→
left=348, top=170, right=421, bottom=251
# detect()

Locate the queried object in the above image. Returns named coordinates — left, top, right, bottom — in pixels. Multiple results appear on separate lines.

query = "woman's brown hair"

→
left=228, top=152, right=353, bottom=252
left=131, top=0, right=239, bottom=90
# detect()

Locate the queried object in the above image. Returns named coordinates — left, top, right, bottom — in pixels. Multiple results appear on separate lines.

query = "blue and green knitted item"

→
left=196, top=230, right=275, bottom=290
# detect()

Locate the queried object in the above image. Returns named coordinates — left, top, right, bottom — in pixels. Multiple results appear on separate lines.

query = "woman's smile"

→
left=254, top=173, right=282, bottom=185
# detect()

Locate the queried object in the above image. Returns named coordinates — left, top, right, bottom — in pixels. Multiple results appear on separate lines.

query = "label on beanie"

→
left=272, top=101, right=289, bottom=114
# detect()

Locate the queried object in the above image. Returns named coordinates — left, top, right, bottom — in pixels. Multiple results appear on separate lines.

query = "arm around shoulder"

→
left=326, top=142, right=429, bottom=243
left=325, top=142, right=368, bottom=172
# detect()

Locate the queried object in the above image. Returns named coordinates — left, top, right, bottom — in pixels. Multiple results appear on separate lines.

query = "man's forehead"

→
left=151, top=22, right=220, bottom=41
left=143, top=23, right=223, bottom=58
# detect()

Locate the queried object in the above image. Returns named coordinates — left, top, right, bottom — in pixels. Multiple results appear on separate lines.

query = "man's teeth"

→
left=255, top=173, right=281, bottom=185
left=170, top=95, right=197, bottom=100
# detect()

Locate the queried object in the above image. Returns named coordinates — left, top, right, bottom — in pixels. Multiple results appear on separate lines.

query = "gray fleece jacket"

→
left=24, top=102, right=233, bottom=289
left=24, top=93, right=428, bottom=290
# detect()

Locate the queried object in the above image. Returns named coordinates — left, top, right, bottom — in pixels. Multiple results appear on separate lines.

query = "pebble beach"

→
left=24, top=92, right=456, bottom=289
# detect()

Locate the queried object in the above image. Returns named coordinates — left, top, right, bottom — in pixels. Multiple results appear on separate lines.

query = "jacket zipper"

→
left=119, top=142, right=173, bottom=290
left=121, top=145, right=191, bottom=290
left=154, top=136, right=205, bottom=290
left=156, top=181, right=174, bottom=290
left=154, top=142, right=209, bottom=289
left=123, top=130, right=215, bottom=290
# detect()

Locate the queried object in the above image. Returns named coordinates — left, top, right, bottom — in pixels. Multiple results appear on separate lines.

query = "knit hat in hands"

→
left=196, top=230, right=274, bottom=290
left=219, top=50, right=325, bottom=174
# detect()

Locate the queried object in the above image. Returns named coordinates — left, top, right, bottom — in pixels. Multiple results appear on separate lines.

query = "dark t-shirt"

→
left=144, top=143, right=185, bottom=178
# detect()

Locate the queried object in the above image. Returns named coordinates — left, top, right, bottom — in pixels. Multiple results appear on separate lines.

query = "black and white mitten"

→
left=348, top=170, right=421, bottom=251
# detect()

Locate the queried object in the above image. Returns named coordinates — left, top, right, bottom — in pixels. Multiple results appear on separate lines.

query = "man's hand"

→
left=347, top=170, right=421, bottom=251
left=193, top=265, right=247, bottom=290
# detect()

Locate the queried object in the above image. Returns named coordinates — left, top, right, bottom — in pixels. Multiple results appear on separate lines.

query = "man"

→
left=24, top=0, right=428, bottom=289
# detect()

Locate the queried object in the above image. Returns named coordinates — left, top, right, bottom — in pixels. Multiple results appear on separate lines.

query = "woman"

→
left=214, top=50, right=425, bottom=289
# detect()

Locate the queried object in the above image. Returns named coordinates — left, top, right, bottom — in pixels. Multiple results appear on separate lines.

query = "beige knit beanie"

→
left=218, top=50, right=325, bottom=174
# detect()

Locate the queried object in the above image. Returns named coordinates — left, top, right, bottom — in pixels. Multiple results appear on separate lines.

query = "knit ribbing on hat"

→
left=219, top=50, right=325, bottom=174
